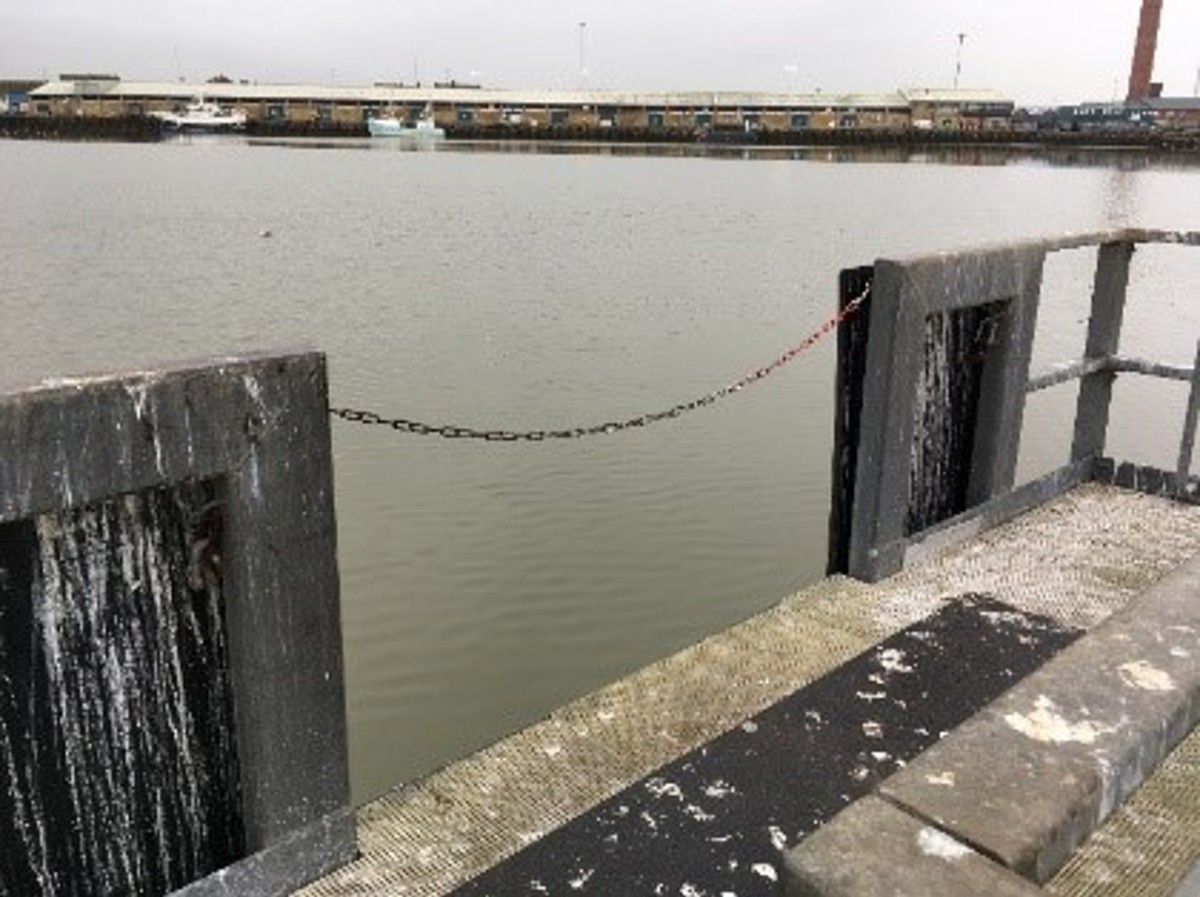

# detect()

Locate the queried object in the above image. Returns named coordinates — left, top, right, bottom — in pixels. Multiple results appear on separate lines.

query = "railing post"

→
left=0, top=353, right=355, bottom=897
left=846, top=259, right=927, bottom=581
left=1174, top=339, right=1200, bottom=496
left=845, top=246, right=1048, bottom=582
left=1072, top=241, right=1135, bottom=463
left=827, top=266, right=875, bottom=576
left=965, top=249, right=1047, bottom=505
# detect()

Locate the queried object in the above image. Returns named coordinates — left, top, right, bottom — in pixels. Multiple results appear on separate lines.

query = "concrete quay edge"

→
left=1173, top=861, right=1200, bottom=897
left=784, top=549, right=1200, bottom=894
left=782, top=796, right=1043, bottom=897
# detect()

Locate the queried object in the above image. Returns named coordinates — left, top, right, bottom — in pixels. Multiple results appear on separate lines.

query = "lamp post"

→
left=954, top=32, right=966, bottom=89
left=783, top=63, right=798, bottom=93
left=578, top=22, right=588, bottom=87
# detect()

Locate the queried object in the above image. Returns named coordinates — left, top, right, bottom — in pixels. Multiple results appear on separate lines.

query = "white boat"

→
left=152, top=98, right=247, bottom=131
left=367, top=116, right=445, bottom=140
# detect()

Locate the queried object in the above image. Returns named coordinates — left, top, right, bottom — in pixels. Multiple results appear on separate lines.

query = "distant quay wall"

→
left=0, top=113, right=163, bottom=142
left=4, top=113, right=1200, bottom=154
left=448, top=122, right=1200, bottom=152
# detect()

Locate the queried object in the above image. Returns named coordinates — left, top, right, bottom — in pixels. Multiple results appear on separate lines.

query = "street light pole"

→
left=954, top=32, right=966, bottom=89
left=578, top=22, right=588, bottom=88
left=783, top=63, right=798, bottom=93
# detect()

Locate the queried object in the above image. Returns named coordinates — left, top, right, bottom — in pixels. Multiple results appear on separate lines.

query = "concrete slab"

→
left=1047, top=724, right=1200, bottom=897
left=782, top=796, right=1042, bottom=897
left=302, top=485, right=1200, bottom=897
left=879, top=552, right=1200, bottom=884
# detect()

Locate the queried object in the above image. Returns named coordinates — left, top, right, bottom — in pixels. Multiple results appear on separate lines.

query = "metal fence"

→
left=829, top=228, right=1200, bottom=582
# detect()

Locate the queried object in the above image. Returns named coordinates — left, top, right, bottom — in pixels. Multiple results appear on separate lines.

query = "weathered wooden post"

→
left=0, top=352, right=355, bottom=896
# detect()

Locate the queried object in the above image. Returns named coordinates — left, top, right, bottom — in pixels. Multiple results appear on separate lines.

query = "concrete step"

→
left=784, top=551, right=1200, bottom=896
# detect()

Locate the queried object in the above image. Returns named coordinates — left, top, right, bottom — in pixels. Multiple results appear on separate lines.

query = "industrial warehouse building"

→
left=23, top=75, right=1016, bottom=133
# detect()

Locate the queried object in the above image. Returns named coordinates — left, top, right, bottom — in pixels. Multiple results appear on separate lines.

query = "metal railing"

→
left=829, top=228, right=1200, bottom=582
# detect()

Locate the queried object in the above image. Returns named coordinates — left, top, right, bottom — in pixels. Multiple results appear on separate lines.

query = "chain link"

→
left=329, top=284, right=870, bottom=441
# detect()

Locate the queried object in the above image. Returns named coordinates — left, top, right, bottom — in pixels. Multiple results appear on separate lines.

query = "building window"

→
left=550, top=108, right=568, bottom=126
left=647, top=109, right=665, bottom=129
left=267, top=104, right=285, bottom=121
left=790, top=113, right=810, bottom=129
left=457, top=108, right=474, bottom=123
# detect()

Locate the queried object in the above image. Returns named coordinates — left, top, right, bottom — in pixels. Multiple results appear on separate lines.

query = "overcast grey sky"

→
left=2, top=1, right=1198, bottom=105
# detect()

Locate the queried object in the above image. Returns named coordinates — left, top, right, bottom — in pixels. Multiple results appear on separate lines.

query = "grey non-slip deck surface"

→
left=301, top=484, right=1200, bottom=897
left=456, top=596, right=1078, bottom=896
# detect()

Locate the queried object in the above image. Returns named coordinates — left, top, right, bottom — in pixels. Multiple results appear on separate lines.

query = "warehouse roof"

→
left=900, top=87, right=1013, bottom=105
left=1144, top=96, right=1200, bottom=112
left=28, top=77, right=1005, bottom=111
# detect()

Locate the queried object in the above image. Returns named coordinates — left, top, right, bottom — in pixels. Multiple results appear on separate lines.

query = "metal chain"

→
left=329, top=283, right=870, bottom=441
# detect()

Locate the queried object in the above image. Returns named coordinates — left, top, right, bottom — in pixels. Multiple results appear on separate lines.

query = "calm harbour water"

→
left=2, top=137, right=1199, bottom=802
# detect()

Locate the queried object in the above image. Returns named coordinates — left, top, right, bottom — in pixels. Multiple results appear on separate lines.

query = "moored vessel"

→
left=367, top=115, right=445, bottom=140
left=152, top=98, right=247, bottom=131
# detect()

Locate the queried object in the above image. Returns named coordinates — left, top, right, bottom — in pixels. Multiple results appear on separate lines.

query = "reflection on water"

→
left=1, top=138, right=1199, bottom=802
left=246, top=135, right=1200, bottom=171
left=1102, top=166, right=1140, bottom=222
